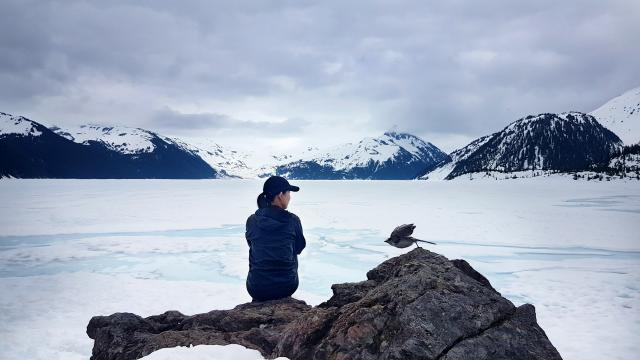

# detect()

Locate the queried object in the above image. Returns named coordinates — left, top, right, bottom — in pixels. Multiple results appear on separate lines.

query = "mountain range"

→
left=266, top=131, right=449, bottom=179
left=417, top=86, right=639, bottom=180
left=0, top=113, right=218, bottom=179
left=1, top=86, right=638, bottom=180
left=419, top=112, right=623, bottom=180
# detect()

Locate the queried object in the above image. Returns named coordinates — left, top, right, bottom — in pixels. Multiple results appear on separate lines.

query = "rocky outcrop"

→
left=87, top=248, right=563, bottom=360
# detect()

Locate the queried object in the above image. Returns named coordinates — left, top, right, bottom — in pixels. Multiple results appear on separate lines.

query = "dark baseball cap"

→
left=263, top=175, right=300, bottom=196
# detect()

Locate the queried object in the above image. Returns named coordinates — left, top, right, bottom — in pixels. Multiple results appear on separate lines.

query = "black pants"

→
left=247, top=279, right=298, bottom=302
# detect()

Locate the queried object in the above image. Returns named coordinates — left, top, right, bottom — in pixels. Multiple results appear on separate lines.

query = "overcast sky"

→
left=1, top=0, right=639, bottom=156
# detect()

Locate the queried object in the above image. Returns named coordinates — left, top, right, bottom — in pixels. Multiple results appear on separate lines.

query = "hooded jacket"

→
left=245, top=204, right=306, bottom=297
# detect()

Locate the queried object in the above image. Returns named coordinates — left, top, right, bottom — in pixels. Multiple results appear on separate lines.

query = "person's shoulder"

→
left=289, top=212, right=301, bottom=223
left=246, top=212, right=256, bottom=224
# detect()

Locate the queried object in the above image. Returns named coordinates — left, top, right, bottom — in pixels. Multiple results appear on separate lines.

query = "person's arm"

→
left=245, top=215, right=253, bottom=247
left=293, top=215, right=306, bottom=255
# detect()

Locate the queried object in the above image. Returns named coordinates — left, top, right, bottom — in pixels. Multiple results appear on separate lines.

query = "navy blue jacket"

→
left=245, top=205, right=306, bottom=299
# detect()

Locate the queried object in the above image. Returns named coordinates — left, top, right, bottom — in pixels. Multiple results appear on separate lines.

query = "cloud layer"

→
left=1, top=0, right=639, bottom=153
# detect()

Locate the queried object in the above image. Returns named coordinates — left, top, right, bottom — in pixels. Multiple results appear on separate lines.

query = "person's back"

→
left=245, top=176, right=306, bottom=302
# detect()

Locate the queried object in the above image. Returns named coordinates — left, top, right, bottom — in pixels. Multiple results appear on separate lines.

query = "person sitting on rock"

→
left=245, top=175, right=306, bottom=302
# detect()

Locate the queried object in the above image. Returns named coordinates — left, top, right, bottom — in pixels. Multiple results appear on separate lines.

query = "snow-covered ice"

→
left=138, top=344, right=288, bottom=360
left=0, top=178, right=638, bottom=360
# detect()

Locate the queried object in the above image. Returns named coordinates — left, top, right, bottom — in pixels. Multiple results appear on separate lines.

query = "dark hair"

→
left=256, top=190, right=284, bottom=209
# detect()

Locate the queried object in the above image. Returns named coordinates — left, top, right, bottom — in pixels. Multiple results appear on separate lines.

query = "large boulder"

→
left=87, top=248, right=563, bottom=360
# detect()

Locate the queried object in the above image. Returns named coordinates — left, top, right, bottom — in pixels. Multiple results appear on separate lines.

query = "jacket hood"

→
left=254, top=205, right=291, bottom=231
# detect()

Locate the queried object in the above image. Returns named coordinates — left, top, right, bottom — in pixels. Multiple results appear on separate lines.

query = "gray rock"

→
left=87, top=248, right=563, bottom=360
left=451, top=258, right=498, bottom=293
left=87, top=298, right=311, bottom=360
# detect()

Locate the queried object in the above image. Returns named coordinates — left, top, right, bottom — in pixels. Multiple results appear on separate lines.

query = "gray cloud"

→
left=1, top=0, right=638, bottom=153
left=151, top=106, right=309, bottom=135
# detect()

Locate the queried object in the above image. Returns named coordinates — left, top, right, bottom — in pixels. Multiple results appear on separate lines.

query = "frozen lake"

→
left=0, top=178, right=639, bottom=359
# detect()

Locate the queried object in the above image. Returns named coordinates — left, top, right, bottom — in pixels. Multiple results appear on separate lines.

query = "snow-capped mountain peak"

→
left=167, top=137, right=256, bottom=178
left=503, top=111, right=597, bottom=133
left=382, top=130, right=439, bottom=157
left=282, top=131, right=443, bottom=170
left=421, top=111, right=622, bottom=180
left=261, top=131, right=449, bottom=179
left=2, top=113, right=219, bottom=179
left=0, top=112, right=45, bottom=137
left=50, top=124, right=168, bottom=154
left=590, top=86, right=640, bottom=145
